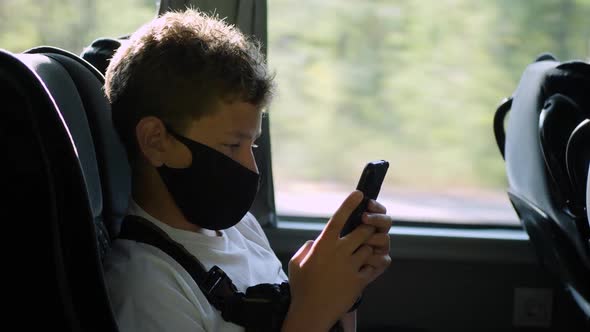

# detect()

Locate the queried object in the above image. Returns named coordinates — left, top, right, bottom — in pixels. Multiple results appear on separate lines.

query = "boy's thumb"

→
left=322, top=190, right=364, bottom=239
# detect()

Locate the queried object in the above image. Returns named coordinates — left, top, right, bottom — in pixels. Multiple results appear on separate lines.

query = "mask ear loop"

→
left=159, top=122, right=198, bottom=168
left=163, top=123, right=188, bottom=144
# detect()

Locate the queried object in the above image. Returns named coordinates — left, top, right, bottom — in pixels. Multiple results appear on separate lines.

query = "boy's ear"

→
left=135, top=116, right=169, bottom=167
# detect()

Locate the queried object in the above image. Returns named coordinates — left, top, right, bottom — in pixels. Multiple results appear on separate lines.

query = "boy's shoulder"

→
left=235, top=212, right=262, bottom=232
left=103, top=240, right=215, bottom=331
left=104, top=239, right=188, bottom=289
left=104, top=213, right=270, bottom=275
left=103, top=212, right=279, bottom=291
left=233, top=212, right=273, bottom=249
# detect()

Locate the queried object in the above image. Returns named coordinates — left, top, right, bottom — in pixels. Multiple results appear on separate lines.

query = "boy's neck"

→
left=131, top=167, right=220, bottom=237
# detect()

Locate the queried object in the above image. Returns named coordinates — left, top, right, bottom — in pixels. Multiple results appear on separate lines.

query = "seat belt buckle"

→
left=203, top=266, right=237, bottom=307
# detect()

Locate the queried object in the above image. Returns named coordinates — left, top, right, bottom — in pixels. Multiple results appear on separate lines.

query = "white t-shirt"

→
left=103, top=201, right=288, bottom=332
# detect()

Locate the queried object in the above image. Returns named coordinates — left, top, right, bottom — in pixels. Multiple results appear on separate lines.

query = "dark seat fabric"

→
left=27, top=47, right=132, bottom=239
left=495, top=54, right=590, bottom=322
left=0, top=52, right=78, bottom=331
left=566, top=119, right=590, bottom=208
left=0, top=48, right=121, bottom=331
left=17, top=51, right=110, bottom=255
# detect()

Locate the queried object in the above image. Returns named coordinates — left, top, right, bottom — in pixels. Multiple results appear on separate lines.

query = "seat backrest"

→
left=26, top=46, right=132, bottom=239
left=494, top=54, right=590, bottom=322
left=0, top=47, right=123, bottom=331
left=1, top=51, right=79, bottom=331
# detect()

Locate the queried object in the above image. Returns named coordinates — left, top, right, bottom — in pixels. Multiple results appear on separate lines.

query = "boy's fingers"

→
left=367, top=199, right=387, bottom=214
left=365, top=233, right=390, bottom=252
left=321, top=191, right=364, bottom=240
left=365, top=254, right=392, bottom=271
left=341, top=224, right=376, bottom=253
left=289, top=240, right=314, bottom=267
left=362, top=213, right=393, bottom=234
left=351, top=244, right=374, bottom=269
left=358, top=264, right=376, bottom=282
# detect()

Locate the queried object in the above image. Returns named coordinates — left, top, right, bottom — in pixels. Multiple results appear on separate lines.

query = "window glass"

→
left=268, top=0, right=590, bottom=226
left=0, top=0, right=157, bottom=54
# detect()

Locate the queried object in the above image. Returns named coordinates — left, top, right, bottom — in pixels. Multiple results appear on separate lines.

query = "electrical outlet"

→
left=513, top=288, right=553, bottom=327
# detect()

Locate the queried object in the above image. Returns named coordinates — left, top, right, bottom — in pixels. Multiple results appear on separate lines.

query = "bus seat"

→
left=0, top=49, right=83, bottom=331
left=0, top=47, right=122, bottom=331
left=26, top=46, right=132, bottom=239
left=587, top=165, right=590, bottom=226
left=494, top=55, right=590, bottom=322
left=566, top=119, right=590, bottom=211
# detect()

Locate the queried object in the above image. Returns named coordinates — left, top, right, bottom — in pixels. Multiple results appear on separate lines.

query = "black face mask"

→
left=156, top=125, right=260, bottom=230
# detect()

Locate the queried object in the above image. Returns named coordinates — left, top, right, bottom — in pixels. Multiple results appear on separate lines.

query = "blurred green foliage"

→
left=268, top=0, right=590, bottom=191
left=0, top=0, right=156, bottom=54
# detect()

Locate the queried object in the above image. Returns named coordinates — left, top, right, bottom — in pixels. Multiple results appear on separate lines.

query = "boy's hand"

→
left=284, top=191, right=382, bottom=331
left=358, top=199, right=392, bottom=284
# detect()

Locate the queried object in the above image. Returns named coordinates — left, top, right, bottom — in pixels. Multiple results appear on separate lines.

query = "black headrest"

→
left=80, top=36, right=128, bottom=75
left=495, top=55, right=590, bottom=320
left=539, top=94, right=587, bottom=214
left=542, top=61, right=590, bottom=215
left=500, top=57, right=590, bottom=251
left=566, top=119, right=590, bottom=213
left=587, top=166, right=590, bottom=222
left=503, top=58, right=560, bottom=214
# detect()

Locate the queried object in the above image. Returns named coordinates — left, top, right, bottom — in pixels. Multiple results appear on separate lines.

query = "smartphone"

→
left=340, top=160, right=389, bottom=237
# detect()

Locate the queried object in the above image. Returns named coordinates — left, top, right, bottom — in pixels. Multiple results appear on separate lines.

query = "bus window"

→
left=268, top=0, right=590, bottom=226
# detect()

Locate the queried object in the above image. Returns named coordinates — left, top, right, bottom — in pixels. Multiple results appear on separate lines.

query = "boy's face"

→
left=134, top=101, right=262, bottom=230
left=170, top=101, right=262, bottom=173
left=136, top=100, right=262, bottom=175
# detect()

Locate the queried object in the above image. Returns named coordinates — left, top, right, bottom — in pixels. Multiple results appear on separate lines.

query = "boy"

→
left=103, top=9, right=392, bottom=332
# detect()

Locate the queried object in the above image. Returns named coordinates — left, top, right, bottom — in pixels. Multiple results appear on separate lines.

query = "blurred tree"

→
left=268, top=0, right=590, bottom=191
left=0, top=0, right=156, bottom=54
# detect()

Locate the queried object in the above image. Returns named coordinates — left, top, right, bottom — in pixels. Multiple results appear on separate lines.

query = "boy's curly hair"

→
left=104, top=9, right=274, bottom=163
